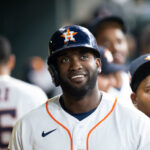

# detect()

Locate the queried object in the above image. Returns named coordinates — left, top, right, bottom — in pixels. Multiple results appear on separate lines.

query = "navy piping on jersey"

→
left=59, top=96, right=97, bottom=121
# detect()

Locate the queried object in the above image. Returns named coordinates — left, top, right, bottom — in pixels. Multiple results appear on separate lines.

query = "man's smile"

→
left=70, top=75, right=86, bottom=83
left=71, top=74, right=84, bottom=79
left=69, top=71, right=87, bottom=83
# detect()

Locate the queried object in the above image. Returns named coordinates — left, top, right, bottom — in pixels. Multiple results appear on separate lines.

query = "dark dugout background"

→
left=1, top=0, right=150, bottom=78
left=0, top=0, right=71, bottom=78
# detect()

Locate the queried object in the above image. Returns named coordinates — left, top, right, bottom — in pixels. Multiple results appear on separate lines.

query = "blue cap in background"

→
left=129, top=54, right=150, bottom=92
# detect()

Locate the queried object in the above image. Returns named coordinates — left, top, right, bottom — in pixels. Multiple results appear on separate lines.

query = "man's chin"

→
left=69, top=81, right=87, bottom=88
left=67, top=88, right=88, bottom=98
left=60, top=81, right=89, bottom=98
left=60, top=69, right=98, bottom=98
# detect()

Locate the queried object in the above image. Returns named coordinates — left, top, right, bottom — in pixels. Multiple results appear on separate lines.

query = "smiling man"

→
left=90, top=16, right=128, bottom=65
left=9, top=25, right=150, bottom=150
left=57, top=49, right=99, bottom=98
left=90, top=15, right=133, bottom=107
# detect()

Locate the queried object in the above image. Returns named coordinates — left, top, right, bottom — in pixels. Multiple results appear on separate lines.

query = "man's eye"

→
left=145, top=88, right=150, bottom=93
left=80, top=55, right=88, bottom=60
left=61, top=57, right=70, bottom=63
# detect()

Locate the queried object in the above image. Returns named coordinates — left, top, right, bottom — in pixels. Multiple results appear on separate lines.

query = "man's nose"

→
left=69, top=57, right=82, bottom=71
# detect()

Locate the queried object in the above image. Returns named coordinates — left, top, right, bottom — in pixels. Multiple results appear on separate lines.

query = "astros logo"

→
left=61, top=29, right=77, bottom=43
left=144, top=55, right=150, bottom=61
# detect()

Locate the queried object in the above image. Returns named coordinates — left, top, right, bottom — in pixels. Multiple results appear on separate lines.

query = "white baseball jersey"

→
left=0, top=75, right=48, bottom=149
left=8, top=92, right=150, bottom=150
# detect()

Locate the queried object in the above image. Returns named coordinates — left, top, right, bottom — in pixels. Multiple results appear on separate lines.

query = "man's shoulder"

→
left=102, top=91, right=117, bottom=104
left=21, top=95, right=60, bottom=121
left=48, top=95, right=61, bottom=105
left=0, top=75, right=46, bottom=97
left=102, top=91, right=150, bottom=122
left=10, top=77, right=43, bottom=91
left=114, top=95, right=150, bottom=124
left=10, top=77, right=47, bottom=99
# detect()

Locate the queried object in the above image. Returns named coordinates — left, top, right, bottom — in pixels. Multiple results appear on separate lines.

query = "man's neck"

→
left=62, top=88, right=102, bottom=114
left=0, top=66, right=10, bottom=75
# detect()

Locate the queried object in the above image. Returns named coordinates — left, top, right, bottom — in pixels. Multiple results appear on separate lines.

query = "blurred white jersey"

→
left=0, top=75, right=47, bottom=149
left=108, top=71, right=134, bottom=108
left=9, top=92, right=150, bottom=150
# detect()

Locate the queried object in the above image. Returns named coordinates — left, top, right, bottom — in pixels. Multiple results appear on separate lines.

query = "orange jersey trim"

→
left=46, top=98, right=117, bottom=150
left=86, top=98, right=117, bottom=150
left=46, top=101, right=73, bottom=150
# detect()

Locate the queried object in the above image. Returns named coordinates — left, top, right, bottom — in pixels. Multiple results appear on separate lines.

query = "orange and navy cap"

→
left=47, top=25, right=100, bottom=66
left=129, top=54, right=150, bottom=92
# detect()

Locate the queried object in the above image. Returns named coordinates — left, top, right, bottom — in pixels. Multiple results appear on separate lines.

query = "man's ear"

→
left=48, top=66, right=56, bottom=86
left=96, top=58, right=101, bottom=74
left=131, top=93, right=138, bottom=108
left=48, top=65, right=60, bottom=86
left=8, top=54, right=15, bottom=71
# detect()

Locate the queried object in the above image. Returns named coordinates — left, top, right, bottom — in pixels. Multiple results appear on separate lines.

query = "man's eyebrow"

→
left=145, top=85, right=150, bottom=89
left=57, top=52, right=67, bottom=57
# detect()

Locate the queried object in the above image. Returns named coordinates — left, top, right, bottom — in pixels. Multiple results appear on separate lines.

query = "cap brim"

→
left=102, top=63, right=124, bottom=74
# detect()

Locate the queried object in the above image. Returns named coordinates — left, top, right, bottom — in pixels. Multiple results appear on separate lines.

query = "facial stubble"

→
left=59, top=69, right=98, bottom=99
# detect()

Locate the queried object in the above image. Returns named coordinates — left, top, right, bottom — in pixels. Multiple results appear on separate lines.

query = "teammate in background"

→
left=90, top=15, right=128, bottom=65
left=90, top=15, right=133, bottom=107
left=129, top=54, right=150, bottom=117
left=0, top=35, right=47, bottom=149
left=22, top=56, right=62, bottom=98
left=98, top=46, right=124, bottom=92
left=9, top=25, right=150, bottom=150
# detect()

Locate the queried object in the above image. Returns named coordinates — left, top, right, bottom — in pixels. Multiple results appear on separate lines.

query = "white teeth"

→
left=71, top=75, right=84, bottom=79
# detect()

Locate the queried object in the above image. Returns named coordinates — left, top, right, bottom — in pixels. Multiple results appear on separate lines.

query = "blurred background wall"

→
left=1, top=0, right=150, bottom=78
left=0, top=0, right=101, bottom=78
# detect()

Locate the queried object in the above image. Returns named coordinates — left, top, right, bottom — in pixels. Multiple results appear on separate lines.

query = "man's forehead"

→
left=57, top=48, right=94, bottom=56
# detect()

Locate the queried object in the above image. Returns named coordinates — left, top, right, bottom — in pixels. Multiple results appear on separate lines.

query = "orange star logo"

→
left=61, top=29, right=77, bottom=43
